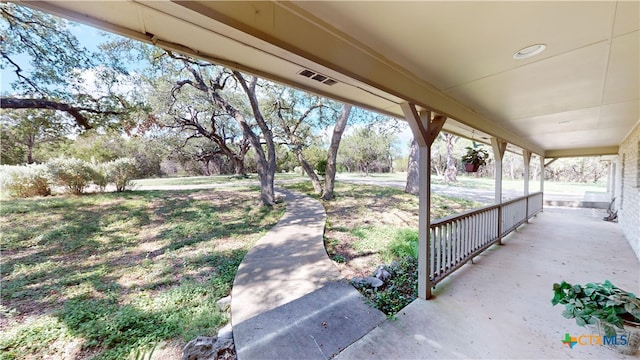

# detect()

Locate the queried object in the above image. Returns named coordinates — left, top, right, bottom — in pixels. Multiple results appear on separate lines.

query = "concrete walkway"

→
left=336, top=207, right=639, bottom=359
left=133, top=177, right=629, bottom=358
left=231, top=189, right=386, bottom=359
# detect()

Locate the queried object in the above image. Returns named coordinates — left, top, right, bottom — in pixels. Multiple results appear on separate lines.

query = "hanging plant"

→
left=461, top=145, right=489, bottom=172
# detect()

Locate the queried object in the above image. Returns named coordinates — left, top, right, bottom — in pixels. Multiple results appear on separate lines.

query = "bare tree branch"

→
left=0, top=97, right=123, bottom=129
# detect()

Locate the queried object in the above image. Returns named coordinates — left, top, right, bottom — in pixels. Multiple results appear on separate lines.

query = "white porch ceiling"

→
left=21, top=0, right=639, bottom=157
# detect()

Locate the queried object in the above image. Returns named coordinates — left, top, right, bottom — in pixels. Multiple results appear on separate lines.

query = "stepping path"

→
left=231, top=189, right=386, bottom=359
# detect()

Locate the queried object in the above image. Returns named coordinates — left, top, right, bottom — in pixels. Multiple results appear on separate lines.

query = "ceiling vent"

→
left=298, top=69, right=338, bottom=86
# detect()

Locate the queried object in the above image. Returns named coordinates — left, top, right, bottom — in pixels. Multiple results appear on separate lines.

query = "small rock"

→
left=216, top=343, right=236, bottom=360
left=215, top=324, right=235, bottom=360
left=367, top=277, right=384, bottom=288
left=182, top=336, right=217, bottom=360
left=216, top=323, right=234, bottom=350
left=353, top=276, right=384, bottom=288
left=374, top=266, right=391, bottom=281
left=216, top=296, right=231, bottom=312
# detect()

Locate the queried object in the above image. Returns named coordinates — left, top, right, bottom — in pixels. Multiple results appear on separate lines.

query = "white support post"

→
left=401, top=102, right=446, bottom=300
left=491, top=138, right=507, bottom=204
left=540, top=156, right=545, bottom=194
left=492, top=137, right=507, bottom=244
left=607, top=160, right=615, bottom=199
left=523, top=150, right=531, bottom=221
left=418, top=144, right=430, bottom=298
left=523, top=150, right=531, bottom=196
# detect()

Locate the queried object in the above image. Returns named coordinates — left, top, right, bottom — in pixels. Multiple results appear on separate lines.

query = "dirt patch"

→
left=149, top=339, right=186, bottom=360
left=321, top=188, right=419, bottom=280
left=319, top=183, right=478, bottom=281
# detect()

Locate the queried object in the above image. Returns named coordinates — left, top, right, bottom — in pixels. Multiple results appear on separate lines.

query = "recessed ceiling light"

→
left=513, top=44, right=546, bottom=60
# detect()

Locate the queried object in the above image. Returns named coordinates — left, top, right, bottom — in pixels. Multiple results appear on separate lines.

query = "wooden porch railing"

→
left=428, top=191, right=543, bottom=287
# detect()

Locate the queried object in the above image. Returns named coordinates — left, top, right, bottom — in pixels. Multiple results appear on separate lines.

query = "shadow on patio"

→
left=336, top=207, right=639, bottom=359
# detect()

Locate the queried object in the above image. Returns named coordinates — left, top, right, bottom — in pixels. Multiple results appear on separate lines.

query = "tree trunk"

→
left=433, top=156, right=444, bottom=177
left=202, top=159, right=212, bottom=176
left=234, top=73, right=277, bottom=206
left=211, top=157, right=222, bottom=175
left=295, top=147, right=323, bottom=193
left=171, top=59, right=276, bottom=206
left=322, top=104, right=352, bottom=200
left=443, top=133, right=457, bottom=183
left=237, top=119, right=275, bottom=205
left=405, top=138, right=419, bottom=195
left=232, top=156, right=246, bottom=176
left=26, top=143, right=34, bottom=164
left=509, top=159, right=516, bottom=180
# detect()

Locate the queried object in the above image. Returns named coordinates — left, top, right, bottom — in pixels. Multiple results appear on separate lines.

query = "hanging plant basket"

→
left=465, top=163, right=480, bottom=172
left=461, top=145, right=489, bottom=173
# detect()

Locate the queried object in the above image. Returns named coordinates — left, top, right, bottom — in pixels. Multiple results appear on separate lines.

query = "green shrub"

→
left=47, top=157, right=96, bottom=194
left=92, top=162, right=109, bottom=192
left=386, top=228, right=418, bottom=259
left=315, top=159, right=327, bottom=176
left=106, top=158, right=137, bottom=192
left=0, top=164, right=51, bottom=198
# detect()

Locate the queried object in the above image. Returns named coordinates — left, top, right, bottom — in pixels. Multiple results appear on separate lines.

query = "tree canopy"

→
left=0, top=3, right=143, bottom=130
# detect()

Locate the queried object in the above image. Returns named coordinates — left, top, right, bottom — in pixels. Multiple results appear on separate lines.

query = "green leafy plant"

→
left=386, top=228, right=418, bottom=260
left=461, top=146, right=489, bottom=167
left=331, top=254, right=347, bottom=263
left=106, top=158, right=137, bottom=192
left=46, top=157, right=96, bottom=194
left=0, top=164, right=51, bottom=198
left=352, top=257, right=418, bottom=316
left=551, top=280, right=640, bottom=337
left=130, top=343, right=157, bottom=360
left=315, top=159, right=327, bottom=176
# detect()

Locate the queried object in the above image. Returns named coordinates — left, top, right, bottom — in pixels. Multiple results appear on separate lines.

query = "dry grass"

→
left=0, top=188, right=284, bottom=360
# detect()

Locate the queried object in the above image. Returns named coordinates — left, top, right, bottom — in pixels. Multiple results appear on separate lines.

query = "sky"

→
left=1, top=21, right=106, bottom=92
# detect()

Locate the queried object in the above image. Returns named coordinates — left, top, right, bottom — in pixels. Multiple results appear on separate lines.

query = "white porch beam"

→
left=545, top=146, right=619, bottom=158
left=401, top=102, right=446, bottom=300
left=544, top=158, right=559, bottom=168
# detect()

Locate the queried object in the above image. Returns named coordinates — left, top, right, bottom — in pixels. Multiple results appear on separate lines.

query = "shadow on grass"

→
left=0, top=188, right=283, bottom=359
left=55, top=249, right=244, bottom=359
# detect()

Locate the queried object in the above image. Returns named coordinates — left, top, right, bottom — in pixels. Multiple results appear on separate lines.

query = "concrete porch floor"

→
left=336, top=207, right=640, bottom=359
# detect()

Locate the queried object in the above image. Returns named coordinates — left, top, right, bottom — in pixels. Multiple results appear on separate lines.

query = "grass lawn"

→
left=132, top=173, right=305, bottom=187
left=0, top=189, right=284, bottom=360
left=432, top=174, right=606, bottom=194
left=337, top=172, right=606, bottom=194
